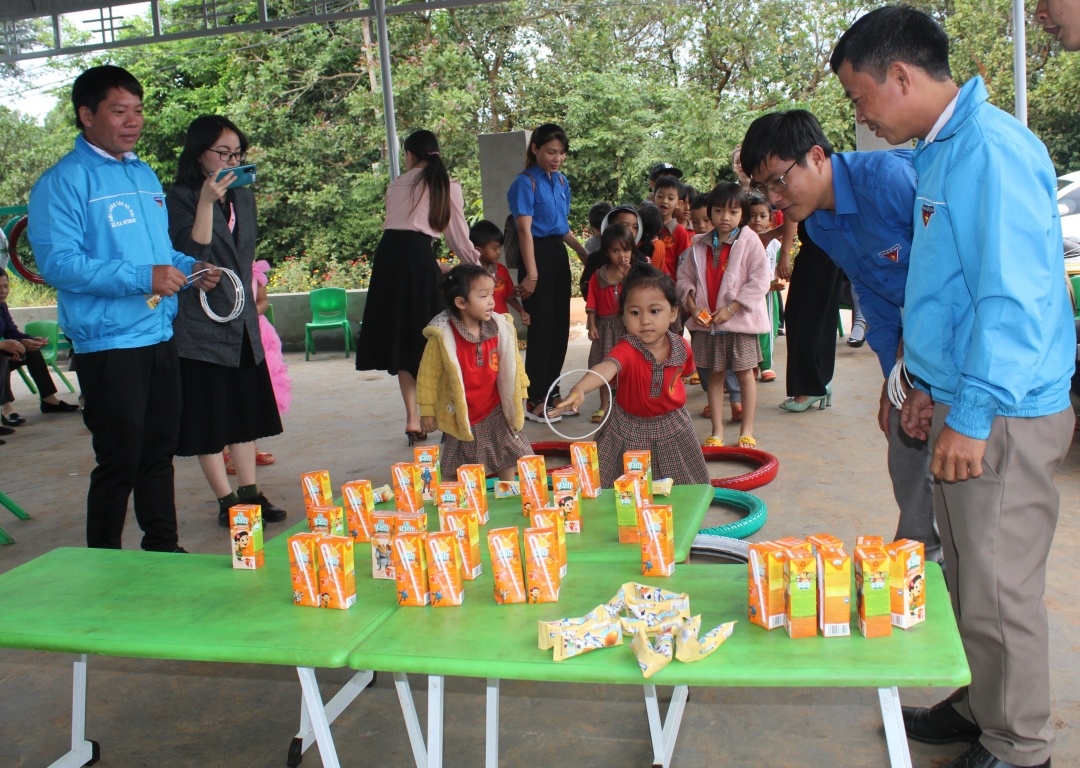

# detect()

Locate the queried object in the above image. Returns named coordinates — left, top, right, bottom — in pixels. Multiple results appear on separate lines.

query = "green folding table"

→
left=347, top=561, right=968, bottom=768
left=0, top=548, right=400, bottom=768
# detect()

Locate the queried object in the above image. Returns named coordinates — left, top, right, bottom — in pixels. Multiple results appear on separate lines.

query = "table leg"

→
left=643, top=684, right=688, bottom=768
left=485, top=678, right=500, bottom=768
left=878, top=687, right=913, bottom=768
left=295, top=667, right=341, bottom=768
left=393, top=672, right=428, bottom=768
left=427, top=675, right=444, bottom=768
left=288, top=670, right=374, bottom=767
left=47, top=655, right=97, bottom=768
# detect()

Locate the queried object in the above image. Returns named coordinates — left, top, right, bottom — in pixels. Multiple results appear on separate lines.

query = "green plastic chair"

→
left=305, top=288, right=353, bottom=361
left=265, top=303, right=275, bottom=327
left=0, top=488, right=32, bottom=545
left=1070, top=276, right=1080, bottom=319
left=23, top=320, right=76, bottom=392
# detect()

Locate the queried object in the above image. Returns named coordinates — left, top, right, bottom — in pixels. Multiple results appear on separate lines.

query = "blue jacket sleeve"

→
left=507, top=173, right=534, bottom=219
left=850, top=276, right=901, bottom=377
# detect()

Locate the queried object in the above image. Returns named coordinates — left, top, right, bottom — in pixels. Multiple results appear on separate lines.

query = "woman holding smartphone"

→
left=167, top=115, right=287, bottom=528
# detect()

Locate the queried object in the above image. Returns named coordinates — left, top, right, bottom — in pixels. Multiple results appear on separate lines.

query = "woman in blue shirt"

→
left=507, top=123, right=589, bottom=420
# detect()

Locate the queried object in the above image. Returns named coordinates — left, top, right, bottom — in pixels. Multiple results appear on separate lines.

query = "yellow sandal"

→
left=703, top=436, right=724, bottom=448
left=591, top=409, right=606, bottom=423
left=737, top=435, right=757, bottom=448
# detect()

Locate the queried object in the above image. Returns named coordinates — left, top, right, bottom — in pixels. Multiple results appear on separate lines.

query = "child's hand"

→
left=588, top=326, right=600, bottom=341
left=551, top=389, right=584, bottom=417
left=712, top=307, right=732, bottom=325
left=421, top=416, right=437, bottom=434
left=520, top=310, right=531, bottom=326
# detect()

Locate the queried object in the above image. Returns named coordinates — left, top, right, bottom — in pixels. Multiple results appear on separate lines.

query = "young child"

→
left=470, top=220, right=530, bottom=326
left=580, top=204, right=645, bottom=298
left=556, top=264, right=710, bottom=487
left=585, top=223, right=635, bottom=423
left=418, top=264, right=532, bottom=479
left=675, top=182, right=696, bottom=231
left=584, top=201, right=613, bottom=254
left=746, top=194, right=781, bottom=383
left=651, top=177, right=691, bottom=279
left=676, top=183, right=771, bottom=448
left=687, top=194, right=712, bottom=237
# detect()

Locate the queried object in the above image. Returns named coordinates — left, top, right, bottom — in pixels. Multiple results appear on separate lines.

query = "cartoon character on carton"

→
left=234, top=531, right=250, bottom=562
left=796, top=571, right=814, bottom=589
left=909, top=574, right=925, bottom=618
left=421, top=467, right=433, bottom=496
left=375, top=544, right=392, bottom=573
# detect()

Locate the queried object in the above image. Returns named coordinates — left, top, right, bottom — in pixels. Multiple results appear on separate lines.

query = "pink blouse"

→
left=383, top=167, right=480, bottom=264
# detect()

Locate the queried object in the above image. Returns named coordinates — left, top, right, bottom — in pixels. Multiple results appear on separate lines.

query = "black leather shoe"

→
left=171, top=547, right=189, bottom=553
left=944, top=744, right=1050, bottom=768
left=41, top=399, right=79, bottom=413
left=903, top=700, right=982, bottom=745
left=2, top=412, right=25, bottom=426
left=252, top=492, right=287, bottom=523
left=218, top=508, right=230, bottom=527
left=0, top=425, right=13, bottom=436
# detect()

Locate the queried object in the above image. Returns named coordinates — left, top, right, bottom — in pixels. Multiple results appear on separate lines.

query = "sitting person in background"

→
left=0, top=271, right=80, bottom=427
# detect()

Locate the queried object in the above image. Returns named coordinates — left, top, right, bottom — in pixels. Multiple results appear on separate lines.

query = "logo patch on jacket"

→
left=108, top=201, right=136, bottom=228
left=877, top=244, right=901, bottom=262
left=152, top=195, right=163, bottom=207
left=921, top=204, right=935, bottom=227
left=489, top=350, right=499, bottom=372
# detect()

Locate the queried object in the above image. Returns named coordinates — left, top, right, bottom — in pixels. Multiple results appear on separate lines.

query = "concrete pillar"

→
left=478, top=131, right=531, bottom=230
left=855, top=123, right=913, bottom=151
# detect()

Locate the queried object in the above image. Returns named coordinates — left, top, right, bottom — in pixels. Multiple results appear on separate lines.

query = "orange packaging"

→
left=531, top=508, right=567, bottom=578
left=807, top=533, right=843, bottom=554
left=623, top=450, right=653, bottom=498
left=288, top=532, right=323, bottom=607
left=393, top=510, right=428, bottom=535
left=301, top=470, right=333, bottom=509
left=550, top=469, right=582, bottom=533
left=370, top=510, right=397, bottom=580
left=773, top=536, right=805, bottom=549
left=307, top=504, right=346, bottom=537
left=414, top=445, right=441, bottom=501
left=391, top=462, right=424, bottom=513
left=435, top=481, right=467, bottom=513
left=855, top=545, right=892, bottom=638
left=638, top=505, right=674, bottom=577
left=426, top=531, right=465, bottom=606
left=695, top=308, right=712, bottom=325
left=613, top=473, right=648, bottom=543
left=317, top=536, right=357, bottom=610
left=341, top=480, right=375, bottom=543
left=392, top=532, right=430, bottom=606
left=457, top=464, right=490, bottom=524
left=783, top=545, right=818, bottom=639
left=440, top=508, right=482, bottom=580
left=487, top=527, right=526, bottom=604
left=571, top=442, right=602, bottom=498
left=517, top=455, right=548, bottom=515
left=748, top=541, right=786, bottom=630
left=523, top=526, right=561, bottom=603
left=229, top=504, right=264, bottom=570
left=856, top=535, right=884, bottom=548
left=886, top=539, right=926, bottom=629
left=816, top=545, right=851, bottom=637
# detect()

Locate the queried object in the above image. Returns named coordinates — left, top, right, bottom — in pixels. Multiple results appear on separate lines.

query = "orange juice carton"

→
left=440, top=508, right=482, bottom=580
left=774, top=536, right=805, bottom=549
left=288, top=532, right=323, bottom=607
left=317, top=536, right=356, bottom=610
left=393, top=510, right=428, bottom=535
left=301, top=470, right=333, bottom=509
left=816, top=545, right=851, bottom=637
left=457, top=464, right=489, bottom=524
left=370, top=510, right=397, bottom=580
left=414, top=445, right=441, bottom=501
left=341, top=480, right=375, bottom=543
left=571, top=441, right=602, bottom=498
left=854, top=545, right=892, bottom=638
left=695, top=308, right=713, bottom=326
left=886, top=539, right=926, bottom=629
left=494, top=480, right=520, bottom=498
left=747, top=541, right=787, bottom=630
left=392, top=532, right=430, bottom=606
left=487, top=527, right=526, bottom=604
left=856, top=535, right=884, bottom=548
left=426, top=531, right=464, bottom=607
left=807, top=533, right=844, bottom=554
left=623, top=450, right=654, bottom=498
left=517, top=455, right=548, bottom=514
left=550, top=469, right=582, bottom=533
left=372, top=484, right=394, bottom=504
left=638, top=504, right=675, bottom=577
left=613, top=473, right=648, bottom=543
left=531, top=508, right=567, bottom=578
left=229, top=504, right=264, bottom=570
left=783, top=545, right=818, bottom=639
left=523, top=526, right=561, bottom=603
left=307, top=504, right=346, bottom=537
left=435, top=481, right=467, bottom=513
left=391, top=462, right=424, bottom=513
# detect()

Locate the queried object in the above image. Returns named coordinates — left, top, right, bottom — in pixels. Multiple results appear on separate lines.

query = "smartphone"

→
left=215, top=164, right=256, bottom=188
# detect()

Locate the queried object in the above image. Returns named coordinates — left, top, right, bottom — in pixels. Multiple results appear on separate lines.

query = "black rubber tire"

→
left=287, top=736, right=303, bottom=767
left=85, top=740, right=101, bottom=767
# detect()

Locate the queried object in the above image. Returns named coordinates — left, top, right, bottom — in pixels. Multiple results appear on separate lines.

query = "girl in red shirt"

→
left=556, top=265, right=710, bottom=487
left=585, top=223, right=635, bottom=423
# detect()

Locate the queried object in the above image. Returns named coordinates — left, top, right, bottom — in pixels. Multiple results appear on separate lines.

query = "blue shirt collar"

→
left=75, top=134, right=139, bottom=167
left=525, top=164, right=558, bottom=184
left=918, top=77, right=986, bottom=148
left=830, top=154, right=858, bottom=217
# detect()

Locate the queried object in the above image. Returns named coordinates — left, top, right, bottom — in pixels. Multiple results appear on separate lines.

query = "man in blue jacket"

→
left=834, top=8, right=1074, bottom=768
left=28, top=66, right=219, bottom=553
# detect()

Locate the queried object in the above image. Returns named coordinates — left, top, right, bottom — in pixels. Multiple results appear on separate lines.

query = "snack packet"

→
left=523, top=526, right=561, bottom=603
left=653, top=478, right=673, bottom=497
left=229, top=503, right=264, bottom=570
left=440, top=508, right=482, bottom=580
left=370, top=510, right=396, bottom=580
left=538, top=603, right=622, bottom=650
left=393, top=532, right=430, bottom=606
left=288, top=532, right=322, bottom=607
left=494, top=480, right=520, bottom=498
left=518, top=455, right=548, bottom=514
left=307, top=504, right=346, bottom=537
left=638, top=504, right=674, bottom=577
left=531, top=508, right=567, bottom=578
left=552, top=617, right=623, bottom=661
left=631, top=627, right=674, bottom=679
left=457, top=464, right=489, bottom=524
left=621, top=582, right=691, bottom=635
left=487, top=527, right=526, bottom=604
left=414, top=445, right=441, bottom=501
left=372, top=484, right=394, bottom=504
left=550, top=469, right=582, bottom=533
left=317, top=536, right=357, bottom=610
left=426, top=531, right=464, bottom=607
left=341, top=480, right=375, bottom=542
left=613, top=473, right=648, bottom=543
left=391, top=462, right=424, bottom=513
left=571, top=441, right=601, bottom=498
left=674, top=615, right=736, bottom=662
left=301, top=470, right=333, bottom=508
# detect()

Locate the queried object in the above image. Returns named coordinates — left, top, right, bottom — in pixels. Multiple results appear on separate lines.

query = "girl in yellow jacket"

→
left=418, top=264, right=532, bottom=479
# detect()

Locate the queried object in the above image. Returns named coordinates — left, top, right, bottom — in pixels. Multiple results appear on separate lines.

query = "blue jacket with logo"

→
left=27, top=135, right=196, bottom=353
left=904, top=77, right=1074, bottom=440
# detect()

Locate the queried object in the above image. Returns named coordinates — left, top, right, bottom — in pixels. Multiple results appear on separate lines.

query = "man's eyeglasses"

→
left=750, top=159, right=798, bottom=194
left=209, top=149, right=247, bottom=163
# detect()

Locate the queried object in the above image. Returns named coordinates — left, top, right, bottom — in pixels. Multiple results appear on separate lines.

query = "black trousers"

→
left=2, top=348, right=58, bottom=403
left=519, top=235, right=571, bottom=403
left=78, top=340, right=183, bottom=551
left=784, top=223, right=842, bottom=397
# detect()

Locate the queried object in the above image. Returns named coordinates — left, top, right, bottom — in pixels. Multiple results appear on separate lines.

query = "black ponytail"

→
left=619, top=264, right=678, bottom=314
left=403, top=130, right=451, bottom=232
left=635, top=203, right=663, bottom=259
left=440, top=263, right=491, bottom=319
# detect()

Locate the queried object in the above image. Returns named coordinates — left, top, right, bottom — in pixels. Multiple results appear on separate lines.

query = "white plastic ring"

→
left=887, top=357, right=913, bottom=409
left=189, top=267, right=245, bottom=323
left=542, top=369, right=614, bottom=441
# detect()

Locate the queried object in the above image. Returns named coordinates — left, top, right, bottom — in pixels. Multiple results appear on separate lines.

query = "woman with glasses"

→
left=166, top=115, right=288, bottom=528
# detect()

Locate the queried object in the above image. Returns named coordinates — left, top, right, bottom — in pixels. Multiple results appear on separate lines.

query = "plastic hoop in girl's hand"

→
left=542, top=369, right=613, bottom=441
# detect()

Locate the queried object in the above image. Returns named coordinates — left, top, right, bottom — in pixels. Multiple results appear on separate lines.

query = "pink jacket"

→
left=676, top=226, right=771, bottom=335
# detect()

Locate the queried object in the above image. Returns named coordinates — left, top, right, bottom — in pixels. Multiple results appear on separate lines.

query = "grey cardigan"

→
left=166, top=184, right=264, bottom=367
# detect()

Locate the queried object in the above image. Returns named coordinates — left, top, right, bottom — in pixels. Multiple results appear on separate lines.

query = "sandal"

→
left=702, top=405, right=711, bottom=418
left=591, top=409, right=606, bottom=424
left=255, top=450, right=275, bottom=465
left=223, top=451, right=236, bottom=476
left=685, top=372, right=700, bottom=386
left=760, top=370, right=777, bottom=382
left=737, top=435, right=757, bottom=448
left=730, top=402, right=743, bottom=422
left=703, top=436, right=724, bottom=447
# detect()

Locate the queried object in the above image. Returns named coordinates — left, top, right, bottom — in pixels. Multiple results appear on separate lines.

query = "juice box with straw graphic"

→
left=307, top=504, right=346, bottom=537
left=435, top=481, right=467, bottom=513
left=748, top=541, right=786, bottom=629
left=807, top=533, right=843, bottom=554
left=457, top=464, right=489, bottom=524
left=488, top=527, right=526, bottom=604
left=784, top=545, right=818, bottom=638
left=550, top=469, right=582, bottom=533
left=371, top=510, right=397, bottom=580
left=393, top=532, right=430, bottom=606
left=229, top=503, right=264, bottom=570
left=517, top=455, right=548, bottom=515
left=391, top=462, right=424, bottom=513
left=531, top=508, right=567, bottom=578
left=571, top=442, right=601, bottom=498
left=288, top=532, right=323, bottom=607
left=414, top=445, right=441, bottom=501
left=886, top=539, right=925, bottom=629
left=638, top=504, right=674, bottom=577
left=524, top=526, right=561, bottom=603
left=855, top=545, right=892, bottom=638
left=317, top=536, right=356, bottom=610
left=393, top=510, right=428, bottom=535
left=623, top=450, right=653, bottom=498
left=440, top=508, right=482, bottom=580
left=341, top=480, right=375, bottom=543
left=426, top=531, right=464, bottom=606
left=301, top=470, right=333, bottom=509
left=613, top=472, right=648, bottom=543
left=816, top=545, right=851, bottom=637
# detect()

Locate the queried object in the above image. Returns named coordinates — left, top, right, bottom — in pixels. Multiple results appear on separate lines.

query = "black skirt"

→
left=355, top=229, right=442, bottom=377
left=175, top=329, right=283, bottom=457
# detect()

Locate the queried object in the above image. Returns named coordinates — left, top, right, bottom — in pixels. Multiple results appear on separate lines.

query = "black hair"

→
left=440, top=263, right=493, bottom=318
left=588, top=201, right=613, bottom=230
left=469, top=219, right=504, bottom=248
left=653, top=176, right=680, bottom=195
left=830, top=6, right=951, bottom=83
left=706, top=182, right=752, bottom=226
left=403, top=130, right=452, bottom=233
left=175, top=115, right=250, bottom=189
left=600, top=223, right=636, bottom=264
left=619, top=264, right=679, bottom=314
left=72, top=65, right=143, bottom=130
left=689, top=194, right=710, bottom=211
left=679, top=183, right=696, bottom=203
left=525, top=123, right=570, bottom=169
left=740, top=110, right=834, bottom=183
left=636, top=203, right=664, bottom=259
left=747, top=193, right=771, bottom=211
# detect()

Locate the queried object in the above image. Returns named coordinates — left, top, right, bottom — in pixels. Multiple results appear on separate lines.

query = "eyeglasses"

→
left=209, top=148, right=247, bottom=163
left=750, top=159, right=798, bottom=194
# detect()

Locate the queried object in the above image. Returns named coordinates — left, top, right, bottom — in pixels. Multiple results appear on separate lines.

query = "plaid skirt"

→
left=597, top=403, right=710, bottom=487
left=588, top=314, right=626, bottom=369
left=691, top=330, right=761, bottom=373
left=441, top=405, right=533, bottom=476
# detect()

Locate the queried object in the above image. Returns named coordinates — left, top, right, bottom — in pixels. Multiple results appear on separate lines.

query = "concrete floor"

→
left=2, top=310, right=1078, bottom=767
